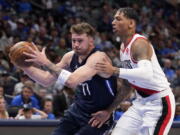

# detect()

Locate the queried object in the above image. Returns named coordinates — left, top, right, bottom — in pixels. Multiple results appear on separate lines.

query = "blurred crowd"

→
left=0, top=0, right=179, bottom=121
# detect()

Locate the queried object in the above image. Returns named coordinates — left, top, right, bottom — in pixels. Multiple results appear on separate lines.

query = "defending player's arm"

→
left=96, top=39, right=153, bottom=81
left=89, top=79, right=134, bottom=128
left=106, top=79, right=133, bottom=113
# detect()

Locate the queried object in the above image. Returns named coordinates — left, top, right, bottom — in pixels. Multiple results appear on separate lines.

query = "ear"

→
left=129, top=19, right=135, bottom=29
left=88, top=37, right=94, bottom=46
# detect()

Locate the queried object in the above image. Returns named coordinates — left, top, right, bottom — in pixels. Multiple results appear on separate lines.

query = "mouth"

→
left=74, top=48, right=81, bottom=53
left=112, top=27, right=117, bottom=32
left=75, top=48, right=80, bottom=51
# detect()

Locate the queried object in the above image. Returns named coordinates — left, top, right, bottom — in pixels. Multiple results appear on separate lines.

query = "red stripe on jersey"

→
left=158, top=96, right=172, bottom=135
left=131, top=83, right=159, bottom=95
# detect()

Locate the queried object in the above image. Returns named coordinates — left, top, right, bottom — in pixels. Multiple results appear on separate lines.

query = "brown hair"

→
left=70, top=22, right=96, bottom=38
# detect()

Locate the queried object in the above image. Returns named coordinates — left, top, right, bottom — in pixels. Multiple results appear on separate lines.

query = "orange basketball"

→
left=9, top=41, right=36, bottom=67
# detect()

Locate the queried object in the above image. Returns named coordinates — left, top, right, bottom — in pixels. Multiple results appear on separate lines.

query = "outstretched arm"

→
left=21, top=45, right=71, bottom=87
left=24, top=46, right=107, bottom=88
left=95, top=39, right=153, bottom=81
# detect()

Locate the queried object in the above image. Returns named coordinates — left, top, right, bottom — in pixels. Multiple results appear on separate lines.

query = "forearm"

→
left=34, top=108, right=48, bottom=119
left=23, top=66, right=57, bottom=87
left=57, top=65, right=96, bottom=89
left=106, top=80, right=133, bottom=113
left=114, top=60, right=153, bottom=81
left=42, top=60, right=63, bottom=78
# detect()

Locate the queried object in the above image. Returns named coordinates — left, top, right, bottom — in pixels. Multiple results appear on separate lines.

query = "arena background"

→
left=0, top=0, right=179, bottom=135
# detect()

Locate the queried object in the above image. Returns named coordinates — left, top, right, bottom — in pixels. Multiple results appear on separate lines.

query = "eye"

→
left=77, top=39, right=83, bottom=43
left=114, top=16, right=122, bottom=21
left=72, top=39, right=76, bottom=43
left=72, top=39, right=83, bottom=43
left=117, top=17, right=121, bottom=21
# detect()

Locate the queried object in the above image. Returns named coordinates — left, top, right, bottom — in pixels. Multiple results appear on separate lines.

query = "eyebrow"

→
left=114, top=15, right=121, bottom=19
left=72, top=38, right=83, bottom=40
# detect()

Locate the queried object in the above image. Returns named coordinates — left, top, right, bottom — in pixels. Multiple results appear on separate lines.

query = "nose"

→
left=112, top=19, right=115, bottom=24
left=72, top=41, right=79, bottom=48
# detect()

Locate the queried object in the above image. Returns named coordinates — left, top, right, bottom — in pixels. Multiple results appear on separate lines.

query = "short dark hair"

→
left=117, top=7, right=139, bottom=24
left=22, top=85, right=33, bottom=92
left=70, top=22, right=96, bottom=38
left=23, top=104, right=33, bottom=111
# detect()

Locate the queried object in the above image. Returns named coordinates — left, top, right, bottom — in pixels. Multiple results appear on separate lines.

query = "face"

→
left=22, top=87, right=33, bottom=100
left=112, top=11, right=132, bottom=36
left=39, top=89, right=47, bottom=98
left=0, top=98, right=6, bottom=111
left=24, top=110, right=33, bottom=119
left=44, top=101, right=53, bottom=113
left=71, top=33, right=93, bottom=55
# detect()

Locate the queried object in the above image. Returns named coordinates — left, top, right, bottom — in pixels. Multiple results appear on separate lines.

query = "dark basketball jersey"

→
left=68, top=48, right=117, bottom=120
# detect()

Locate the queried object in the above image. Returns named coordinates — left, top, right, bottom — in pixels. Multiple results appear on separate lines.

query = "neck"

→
left=0, top=110, right=6, bottom=118
left=78, top=46, right=94, bottom=62
left=121, top=31, right=135, bottom=47
left=23, top=98, right=29, bottom=103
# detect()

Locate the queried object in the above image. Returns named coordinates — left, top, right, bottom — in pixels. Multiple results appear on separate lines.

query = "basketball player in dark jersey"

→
left=19, top=23, right=117, bottom=135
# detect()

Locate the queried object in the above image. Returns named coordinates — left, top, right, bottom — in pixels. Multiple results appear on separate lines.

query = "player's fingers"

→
left=95, top=63, right=106, bottom=69
left=42, top=47, right=46, bottom=54
left=91, top=119, right=100, bottom=127
left=23, top=52, right=36, bottom=58
left=102, top=57, right=109, bottom=63
left=96, top=62, right=105, bottom=65
left=97, top=122, right=104, bottom=128
left=31, top=42, right=39, bottom=51
left=88, top=117, right=96, bottom=124
left=25, top=59, right=35, bottom=62
left=25, top=46, right=36, bottom=53
left=91, top=112, right=99, bottom=116
left=95, top=66, right=106, bottom=72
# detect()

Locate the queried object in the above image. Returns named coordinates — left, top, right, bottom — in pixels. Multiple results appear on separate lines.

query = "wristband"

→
left=56, top=69, right=71, bottom=85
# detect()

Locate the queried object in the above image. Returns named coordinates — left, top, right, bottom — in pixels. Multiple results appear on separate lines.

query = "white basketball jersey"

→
left=120, top=34, right=170, bottom=93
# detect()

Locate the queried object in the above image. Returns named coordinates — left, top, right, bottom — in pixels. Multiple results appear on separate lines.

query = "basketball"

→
left=9, top=41, right=36, bottom=67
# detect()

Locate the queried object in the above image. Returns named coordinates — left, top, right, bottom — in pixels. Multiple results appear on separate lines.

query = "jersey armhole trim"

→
left=130, top=37, right=148, bottom=64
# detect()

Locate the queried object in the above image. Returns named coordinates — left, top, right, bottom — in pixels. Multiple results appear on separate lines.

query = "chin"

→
left=75, top=52, right=83, bottom=56
left=113, top=30, right=119, bottom=35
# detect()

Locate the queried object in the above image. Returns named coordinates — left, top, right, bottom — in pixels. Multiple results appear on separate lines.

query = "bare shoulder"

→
left=63, top=51, right=74, bottom=59
left=56, top=51, right=74, bottom=69
left=133, top=38, right=150, bottom=48
left=86, top=51, right=111, bottom=78
left=131, top=38, right=152, bottom=61
left=87, top=51, right=110, bottom=63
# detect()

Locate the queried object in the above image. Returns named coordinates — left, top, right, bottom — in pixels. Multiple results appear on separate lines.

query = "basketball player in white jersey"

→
left=89, top=7, right=175, bottom=135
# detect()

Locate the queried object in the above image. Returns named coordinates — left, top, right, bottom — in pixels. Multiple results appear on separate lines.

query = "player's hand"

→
left=95, top=58, right=115, bottom=76
left=88, top=110, right=111, bottom=128
left=23, top=43, right=50, bottom=66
